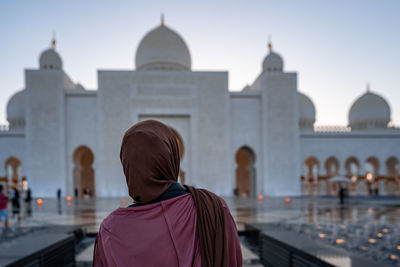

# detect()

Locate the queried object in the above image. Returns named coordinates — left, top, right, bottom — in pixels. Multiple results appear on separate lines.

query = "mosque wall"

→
left=0, top=133, right=26, bottom=178
left=261, top=72, right=301, bottom=196
left=97, top=70, right=231, bottom=196
left=97, top=71, right=131, bottom=197
left=300, top=133, right=400, bottom=176
left=230, top=92, right=263, bottom=196
left=192, top=72, right=230, bottom=195
left=131, top=71, right=230, bottom=195
left=65, top=91, right=98, bottom=196
left=25, top=69, right=67, bottom=197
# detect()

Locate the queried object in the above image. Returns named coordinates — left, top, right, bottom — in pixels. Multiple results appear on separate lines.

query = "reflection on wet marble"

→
left=1, top=196, right=399, bottom=266
left=1, top=196, right=399, bottom=234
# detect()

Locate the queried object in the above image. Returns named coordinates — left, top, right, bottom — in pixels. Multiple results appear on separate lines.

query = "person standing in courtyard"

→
left=11, top=186, right=20, bottom=223
left=93, top=120, right=242, bottom=267
left=0, top=185, right=9, bottom=228
left=57, top=188, right=61, bottom=200
left=25, top=188, right=32, bottom=216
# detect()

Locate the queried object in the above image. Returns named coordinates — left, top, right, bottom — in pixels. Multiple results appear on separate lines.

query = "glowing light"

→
left=66, top=195, right=72, bottom=201
left=368, top=238, right=376, bottom=244
left=36, top=198, right=43, bottom=205
left=360, top=246, right=368, bottom=251
left=347, top=233, right=354, bottom=238
left=396, top=245, right=400, bottom=250
left=366, top=173, right=373, bottom=181
left=335, top=239, right=345, bottom=244
left=390, top=255, right=398, bottom=260
left=383, top=228, right=389, bottom=233
left=284, top=197, right=291, bottom=203
left=340, top=225, right=346, bottom=229
left=258, top=195, right=264, bottom=200
left=377, top=233, right=383, bottom=238
left=318, top=233, right=326, bottom=238
left=351, top=176, right=357, bottom=182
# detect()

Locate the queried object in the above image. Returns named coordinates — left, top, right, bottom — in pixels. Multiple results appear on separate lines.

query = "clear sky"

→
left=0, top=0, right=399, bottom=126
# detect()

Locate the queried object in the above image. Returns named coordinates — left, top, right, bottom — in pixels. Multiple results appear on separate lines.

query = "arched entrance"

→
left=325, top=156, right=339, bottom=195
left=386, top=157, right=399, bottom=178
left=5, top=157, right=21, bottom=185
left=325, top=156, right=339, bottom=177
left=345, top=157, right=362, bottom=194
left=73, top=146, right=95, bottom=198
left=386, top=157, right=399, bottom=195
left=235, top=146, right=256, bottom=197
left=170, top=128, right=185, bottom=184
left=304, top=156, right=319, bottom=195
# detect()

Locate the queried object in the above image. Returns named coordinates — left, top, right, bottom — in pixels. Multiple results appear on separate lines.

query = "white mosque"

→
left=1, top=20, right=399, bottom=198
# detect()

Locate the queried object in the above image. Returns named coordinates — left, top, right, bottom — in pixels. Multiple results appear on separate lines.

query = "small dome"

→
left=135, top=24, right=191, bottom=70
left=349, top=90, right=391, bottom=130
left=7, top=89, right=26, bottom=130
left=39, top=48, right=62, bottom=70
left=262, top=47, right=284, bottom=72
left=298, top=92, right=316, bottom=129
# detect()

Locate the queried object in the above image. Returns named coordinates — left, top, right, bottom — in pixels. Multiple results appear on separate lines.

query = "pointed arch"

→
left=235, top=146, right=256, bottom=197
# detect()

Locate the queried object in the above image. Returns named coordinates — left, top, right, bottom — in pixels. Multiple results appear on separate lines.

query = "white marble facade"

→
left=1, top=22, right=399, bottom=197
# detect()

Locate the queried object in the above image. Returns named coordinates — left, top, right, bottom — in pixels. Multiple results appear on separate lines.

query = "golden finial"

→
left=161, top=13, right=165, bottom=26
left=51, top=31, right=57, bottom=48
left=267, top=35, right=272, bottom=52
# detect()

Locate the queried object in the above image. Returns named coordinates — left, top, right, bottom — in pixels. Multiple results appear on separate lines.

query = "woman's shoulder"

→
left=100, top=194, right=193, bottom=231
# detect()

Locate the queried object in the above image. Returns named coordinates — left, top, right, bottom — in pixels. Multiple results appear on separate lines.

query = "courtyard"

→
left=1, top=195, right=399, bottom=266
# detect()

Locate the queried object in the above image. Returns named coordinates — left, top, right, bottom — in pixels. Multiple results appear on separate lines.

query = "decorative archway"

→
left=325, top=156, right=339, bottom=195
left=73, top=146, right=95, bottom=198
left=325, top=156, right=339, bottom=177
left=5, top=156, right=21, bottom=185
left=386, top=157, right=399, bottom=178
left=345, top=157, right=364, bottom=195
left=345, top=157, right=359, bottom=176
left=304, top=156, right=319, bottom=195
left=169, top=128, right=185, bottom=184
left=365, top=157, right=379, bottom=177
left=305, top=156, right=319, bottom=180
left=235, top=146, right=256, bottom=197
left=385, top=157, right=399, bottom=195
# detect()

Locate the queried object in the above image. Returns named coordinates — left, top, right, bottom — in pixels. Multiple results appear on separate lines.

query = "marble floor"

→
left=1, top=196, right=399, bottom=265
left=3, top=196, right=400, bottom=232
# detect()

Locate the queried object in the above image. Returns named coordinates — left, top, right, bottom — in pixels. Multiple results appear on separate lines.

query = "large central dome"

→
left=135, top=24, right=191, bottom=71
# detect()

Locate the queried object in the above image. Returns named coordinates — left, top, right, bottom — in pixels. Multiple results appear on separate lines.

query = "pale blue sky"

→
left=0, top=0, right=399, bottom=125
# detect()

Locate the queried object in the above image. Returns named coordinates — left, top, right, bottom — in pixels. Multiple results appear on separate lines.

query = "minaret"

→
left=51, top=31, right=57, bottom=48
left=260, top=37, right=300, bottom=196
left=161, top=13, right=165, bottom=27
left=268, top=35, right=272, bottom=52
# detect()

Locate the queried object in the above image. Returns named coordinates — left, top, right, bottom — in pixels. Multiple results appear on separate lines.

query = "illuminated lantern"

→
left=284, top=197, right=291, bottom=203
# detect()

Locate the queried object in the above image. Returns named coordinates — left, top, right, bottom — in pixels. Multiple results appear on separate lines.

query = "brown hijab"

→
left=120, top=120, right=229, bottom=267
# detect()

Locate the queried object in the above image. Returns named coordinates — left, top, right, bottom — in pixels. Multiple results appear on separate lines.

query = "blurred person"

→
left=57, top=188, right=61, bottom=200
left=0, top=185, right=9, bottom=228
left=11, top=186, right=21, bottom=223
left=93, top=120, right=242, bottom=267
left=25, top=188, right=32, bottom=216
left=339, top=184, right=345, bottom=205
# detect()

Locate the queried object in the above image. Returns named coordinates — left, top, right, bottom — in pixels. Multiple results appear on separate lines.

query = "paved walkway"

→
left=1, top=196, right=399, bottom=265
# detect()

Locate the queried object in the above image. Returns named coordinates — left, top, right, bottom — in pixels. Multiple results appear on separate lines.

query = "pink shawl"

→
left=93, top=194, right=242, bottom=266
